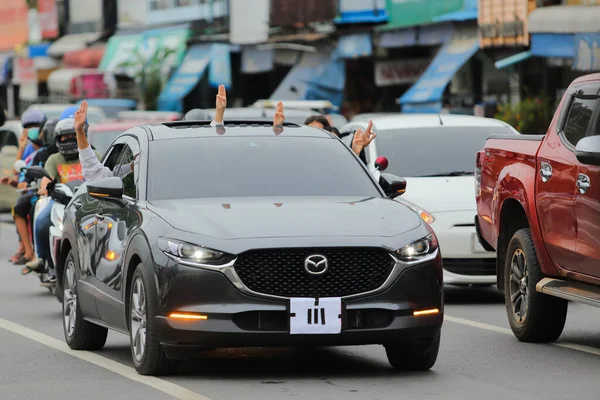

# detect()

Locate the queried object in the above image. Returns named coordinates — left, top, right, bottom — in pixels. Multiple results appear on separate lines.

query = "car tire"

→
left=385, top=330, right=440, bottom=371
left=130, top=264, right=175, bottom=376
left=62, top=250, right=108, bottom=350
left=504, top=228, right=567, bottom=343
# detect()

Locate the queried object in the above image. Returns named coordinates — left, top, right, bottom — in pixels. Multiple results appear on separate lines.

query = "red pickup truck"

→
left=475, top=73, right=600, bottom=343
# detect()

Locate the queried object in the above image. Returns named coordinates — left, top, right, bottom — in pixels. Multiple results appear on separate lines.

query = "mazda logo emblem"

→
left=304, top=255, right=328, bottom=275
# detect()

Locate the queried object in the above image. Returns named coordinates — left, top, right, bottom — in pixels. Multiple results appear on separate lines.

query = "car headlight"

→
left=158, top=237, right=232, bottom=267
left=396, top=233, right=439, bottom=262
left=51, top=206, right=64, bottom=231
left=396, top=198, right=435, bottom=224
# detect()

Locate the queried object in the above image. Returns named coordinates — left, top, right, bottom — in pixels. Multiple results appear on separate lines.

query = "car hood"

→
left=400, top=176, right=475, bottom=213
left=148, top=196, right=422, bottom=240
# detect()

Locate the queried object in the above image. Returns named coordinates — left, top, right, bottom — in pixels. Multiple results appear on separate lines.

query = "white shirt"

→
left=79, top=120, right=219, bottom=182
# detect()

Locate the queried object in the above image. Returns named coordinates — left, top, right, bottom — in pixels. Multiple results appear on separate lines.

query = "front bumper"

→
left=153, top=252, right=443, bottom=352
left=430, top=211, right=496, bottom=284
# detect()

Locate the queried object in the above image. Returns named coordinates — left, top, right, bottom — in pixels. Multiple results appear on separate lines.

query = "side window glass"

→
left=114, top=139, right=140, bottom=199
left=563, top=97, right=598, bottom=146
left=341, top=132, right=354, bottom=147
left=103, top=144, right=124, bottom=170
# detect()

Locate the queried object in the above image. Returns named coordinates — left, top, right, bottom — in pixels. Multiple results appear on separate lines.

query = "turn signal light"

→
left=413, top=308, right=439, bottom=316
left=168, top=312, right=208, bottom=320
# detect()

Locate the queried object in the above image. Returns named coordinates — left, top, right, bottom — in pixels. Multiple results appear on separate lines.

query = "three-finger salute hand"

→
left=216, top=84, right=227, bottom=111
left=273, top=101, right=285, bottom=126
left=74, top=100, right=88, bottom=132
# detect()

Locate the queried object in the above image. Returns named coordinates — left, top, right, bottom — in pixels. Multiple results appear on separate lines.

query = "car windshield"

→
left=88, top=130, right=123, bottom=154
left=374, top=126, right=518, bottom=177
left=147, top=136, right=381, bottom=200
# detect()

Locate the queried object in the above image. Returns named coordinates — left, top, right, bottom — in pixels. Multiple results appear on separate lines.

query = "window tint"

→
left=114, top=139, right=139, bottom=199
left=373, top=126, right=518, bottom=177
left=563, top=97, right=597, bottom=146
left=147, top=136, right=381, bottom=200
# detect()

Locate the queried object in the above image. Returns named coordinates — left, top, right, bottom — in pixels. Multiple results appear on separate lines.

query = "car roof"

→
left=145, top=121, right=335, bottom=141
left=346, top=113, right=516, bottom=131
left=88, top=120, right=146, bottom=132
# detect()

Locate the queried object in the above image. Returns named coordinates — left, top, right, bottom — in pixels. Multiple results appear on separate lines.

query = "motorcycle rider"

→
left=23, top=117, right=102, bottom=277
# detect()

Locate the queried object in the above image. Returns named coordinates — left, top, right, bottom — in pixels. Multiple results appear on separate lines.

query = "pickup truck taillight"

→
left=475, top=151, right=484, bottom=197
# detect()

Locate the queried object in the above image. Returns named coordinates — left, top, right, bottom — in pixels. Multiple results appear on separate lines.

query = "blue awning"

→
left=335, top=33, right=373, bottom=59
left=399, top=27, right=479, bottom=112
left=270, top=50, right=345, bottom=109
left=208, top=43, right=232, bottom=89
left=531, top=34, right=575, bottom=58
left=157, top=44, right=211, bottom=112
left=495, top=51, right=533, bottom=70
left=335, top=0, right=388, bottom=24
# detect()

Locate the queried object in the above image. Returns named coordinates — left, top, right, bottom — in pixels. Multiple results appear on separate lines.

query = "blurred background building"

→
left=0, top=0, right=599, bottom=121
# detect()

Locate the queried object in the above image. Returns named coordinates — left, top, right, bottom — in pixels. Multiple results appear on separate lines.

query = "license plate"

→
left=289, top=297, right=342, bottom=335
left=471, top=233, right=489, bottom=253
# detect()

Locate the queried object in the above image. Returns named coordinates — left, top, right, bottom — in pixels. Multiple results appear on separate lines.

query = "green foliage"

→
left=495, top=97, right=555, bottom=134
left=25, top=0, right=37, bottom=9
left=118, top=46, right=177, bottom=110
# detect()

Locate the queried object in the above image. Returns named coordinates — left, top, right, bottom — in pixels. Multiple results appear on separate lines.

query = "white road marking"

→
left=446, top=315, right=600, bottom=357
left=0, top=317, right=211, bottom=400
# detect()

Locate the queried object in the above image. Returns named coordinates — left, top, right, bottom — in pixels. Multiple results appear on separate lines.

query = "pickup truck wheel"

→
left=504, top=229, right=567, bottom=343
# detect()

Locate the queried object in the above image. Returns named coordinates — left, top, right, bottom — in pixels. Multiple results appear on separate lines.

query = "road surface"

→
left=1, top=218, right=599, bottom=399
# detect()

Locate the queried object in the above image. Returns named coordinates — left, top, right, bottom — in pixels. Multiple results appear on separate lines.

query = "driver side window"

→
left=113, top=139, right=140, bottom=199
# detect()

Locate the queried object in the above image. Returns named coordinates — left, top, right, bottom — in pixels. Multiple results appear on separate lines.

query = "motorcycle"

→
left=14, top=161, right=83, bottom=297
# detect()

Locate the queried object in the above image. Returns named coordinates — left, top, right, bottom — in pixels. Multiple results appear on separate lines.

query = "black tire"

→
left=504, top=228, right=568, bottom=342
left=385, top=330, right=440, bottom=371
left=129, top=264, right=175, bottom=376
left=62, top=250, right=108, bottom=350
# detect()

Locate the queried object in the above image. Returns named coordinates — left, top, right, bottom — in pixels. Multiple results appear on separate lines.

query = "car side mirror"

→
left=87, top=177, right=123, bottom=200
left=575, top=136, right=600, bottom=166
left=379, top=172, right=406, bottom=199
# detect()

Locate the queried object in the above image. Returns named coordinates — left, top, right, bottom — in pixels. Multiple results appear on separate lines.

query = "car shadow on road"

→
left=98, top=345, right=439, bottom=379
left=444, top=285, right=504, bottom=305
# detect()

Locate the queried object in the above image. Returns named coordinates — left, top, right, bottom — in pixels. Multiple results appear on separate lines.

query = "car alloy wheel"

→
left=63, top=258, right=77, bottom=338
left=131, top=277, right=147, bottom=362
left=509, top=248, right=528, bottom=324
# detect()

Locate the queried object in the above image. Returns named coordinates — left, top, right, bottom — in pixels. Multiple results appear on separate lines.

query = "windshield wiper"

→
left=415, top=171, right=474, bottom=177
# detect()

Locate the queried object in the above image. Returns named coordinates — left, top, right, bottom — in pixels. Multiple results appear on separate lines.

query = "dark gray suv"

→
left=57, top=120, right=444, bottom=376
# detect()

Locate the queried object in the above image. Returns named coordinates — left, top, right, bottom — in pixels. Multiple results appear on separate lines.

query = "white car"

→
left=340, top=114, right=520, bottom=286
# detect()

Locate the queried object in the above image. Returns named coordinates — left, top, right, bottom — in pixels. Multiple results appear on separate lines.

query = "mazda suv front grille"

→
left=233, top=247, right=395, bottom=298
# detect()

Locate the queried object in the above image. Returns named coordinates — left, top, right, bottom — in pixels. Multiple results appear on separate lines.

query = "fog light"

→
left=413, top=308, right=439, bottom=316
left=168, top=312, right=208, bottom=320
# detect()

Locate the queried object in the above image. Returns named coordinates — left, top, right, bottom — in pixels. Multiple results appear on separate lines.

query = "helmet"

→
left=41, top=118, right=59, bottom=147
left=54, top=118, right=80, bottom=160
left=183, top=108, right=212, bottom=121
left=60, top=106, right=80, bottom=120
left=21, top=109, right=48, bottom=129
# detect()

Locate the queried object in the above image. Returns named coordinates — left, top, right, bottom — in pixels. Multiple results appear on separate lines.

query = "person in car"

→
left=303, top=115, right=375, bottom=157
left=23, top=117, right=102, bottom=277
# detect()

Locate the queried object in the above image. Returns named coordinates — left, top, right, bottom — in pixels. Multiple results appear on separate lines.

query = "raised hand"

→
left=74, top=101, right=88, bottom=133
left=216, top=84, right=227, bottom=112
left=352, top=120, right=376, bottom=156
left=273, top=101, right=284, bottom=126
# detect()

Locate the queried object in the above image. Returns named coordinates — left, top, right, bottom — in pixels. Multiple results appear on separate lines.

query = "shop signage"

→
left=383, top=0, right=463, bottom=30
left=374, top=58, right=429, bottom=87
left=13, top=57, right=36, bottom=85
left=38, top=0, right=58, bottom=39
left=0, top=3, right=29, bottom=51
left=478, top=0, right=533, bottom=47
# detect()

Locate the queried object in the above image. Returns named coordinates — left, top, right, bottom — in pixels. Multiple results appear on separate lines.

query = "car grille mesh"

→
left=233, top=248, right=395, bottom=298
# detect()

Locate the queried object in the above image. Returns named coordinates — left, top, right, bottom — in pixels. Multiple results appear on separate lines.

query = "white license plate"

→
left=471, top=233, right=489, bottom=253
left=289, top=297, right=342, bottom=335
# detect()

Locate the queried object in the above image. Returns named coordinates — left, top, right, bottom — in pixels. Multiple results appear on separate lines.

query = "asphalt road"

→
left=1, top=218, right=600, bottom=399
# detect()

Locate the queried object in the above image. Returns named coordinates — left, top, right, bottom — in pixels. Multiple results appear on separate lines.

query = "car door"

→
left=93, top=136, right=142, bottom=329
left=70, top=182, right=103, bottom=319
left=536, top=85, right=599, bottom=272
left=574, top=121, right=600, bottom=277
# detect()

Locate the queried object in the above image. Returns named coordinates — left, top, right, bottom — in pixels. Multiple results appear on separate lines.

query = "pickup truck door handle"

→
left=539, top=162, right=553, bottom=182
left=577, top=174, right=591, bottom=194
